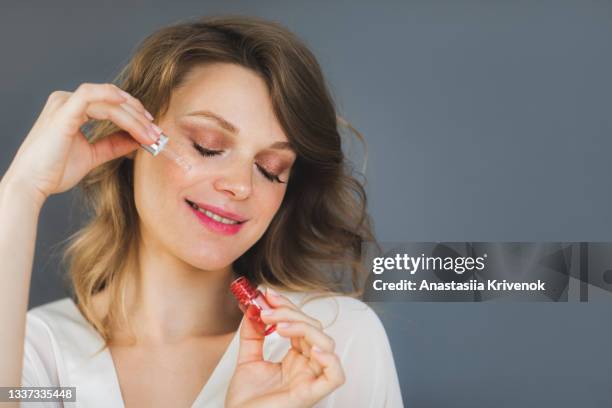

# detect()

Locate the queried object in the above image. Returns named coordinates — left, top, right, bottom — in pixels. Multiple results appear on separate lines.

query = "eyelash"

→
left=192, top=142, right=285, bottom=184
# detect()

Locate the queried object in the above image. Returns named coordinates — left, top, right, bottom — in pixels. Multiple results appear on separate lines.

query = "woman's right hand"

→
left=4, top=82, right=162, bottom=207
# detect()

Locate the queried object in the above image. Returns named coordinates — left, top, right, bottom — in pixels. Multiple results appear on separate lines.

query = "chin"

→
left=175, top=244, right=238, bottom=271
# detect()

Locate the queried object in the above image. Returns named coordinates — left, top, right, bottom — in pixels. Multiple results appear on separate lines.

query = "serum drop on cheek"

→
left=230, top=276, right=277, bottom=336
left=140, top=133, right=193, bottom=173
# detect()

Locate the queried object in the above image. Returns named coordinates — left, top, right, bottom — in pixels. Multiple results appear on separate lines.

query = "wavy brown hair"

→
left=63, top=15, right=377, bottom=345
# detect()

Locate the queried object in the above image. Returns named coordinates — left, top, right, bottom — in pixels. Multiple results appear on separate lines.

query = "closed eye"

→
left=192, top=142, right=221, bottom=157
left=192, top=142, right=286, bottom=184
left=255, top=164, right=284, bottom=183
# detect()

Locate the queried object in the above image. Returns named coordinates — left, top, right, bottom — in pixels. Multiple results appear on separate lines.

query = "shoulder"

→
left=25, top=297, right=105, bottom=367
left=27, top=297, right=88, bottom=337
left=22, top=297, right=80, bottom=387
left=28, top=297, right=80, bottom=321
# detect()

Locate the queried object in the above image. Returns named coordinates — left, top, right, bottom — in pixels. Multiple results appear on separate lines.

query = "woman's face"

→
left=132, top=63, right=296, bottom=271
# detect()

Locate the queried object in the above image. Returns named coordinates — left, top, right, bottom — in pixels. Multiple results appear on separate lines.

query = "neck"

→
left=115, top=231, right=243, bottom=345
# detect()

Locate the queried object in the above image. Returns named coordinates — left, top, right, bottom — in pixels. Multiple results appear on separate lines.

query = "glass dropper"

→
left=140, top=133, right=193, bottom=173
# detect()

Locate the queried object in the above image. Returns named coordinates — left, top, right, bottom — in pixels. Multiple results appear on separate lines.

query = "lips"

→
left=185, top=199, right=248, bottom=236
left=184, top=199, right=248, bottom=223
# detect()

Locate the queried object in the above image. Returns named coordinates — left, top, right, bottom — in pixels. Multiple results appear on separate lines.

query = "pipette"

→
left=140, top=133, right=193, bottom=173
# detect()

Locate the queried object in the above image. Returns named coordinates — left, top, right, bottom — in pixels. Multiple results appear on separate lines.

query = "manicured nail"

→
left=267, top=287, right=279, bottom=297
left=146, top=126, right=160, bottom=142
left=261, top=309, right=273, bottom=316
left=144, top=110, right=154, bottom=121
left=277, top=322, right=290, bottom=328
left=311, top=345, right=322, bottom=353
left=151, top=123, right=163, bottom=135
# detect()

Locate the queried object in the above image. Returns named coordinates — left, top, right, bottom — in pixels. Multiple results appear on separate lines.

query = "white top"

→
left=21, top=285, right=404, bottom=408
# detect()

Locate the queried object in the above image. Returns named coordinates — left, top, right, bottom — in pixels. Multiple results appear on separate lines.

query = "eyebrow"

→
left=184, top=109, right=295, bottom=152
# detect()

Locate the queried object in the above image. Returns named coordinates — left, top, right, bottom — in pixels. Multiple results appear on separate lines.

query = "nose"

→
left=213, top=160, right=253, bottom=200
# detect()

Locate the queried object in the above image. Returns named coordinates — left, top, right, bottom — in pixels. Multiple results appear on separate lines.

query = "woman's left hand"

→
left=225, top=288, right=345, bottom=408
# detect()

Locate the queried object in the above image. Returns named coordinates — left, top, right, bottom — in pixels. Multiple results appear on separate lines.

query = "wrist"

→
left=0, top=170, right=47, bottom=212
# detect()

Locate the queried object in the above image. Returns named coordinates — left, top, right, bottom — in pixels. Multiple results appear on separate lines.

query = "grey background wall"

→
left=2, top=1, right=611, bottom=406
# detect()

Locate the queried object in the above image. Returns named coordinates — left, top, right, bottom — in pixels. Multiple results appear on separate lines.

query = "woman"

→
left=0, top=16, right=403, bottom=407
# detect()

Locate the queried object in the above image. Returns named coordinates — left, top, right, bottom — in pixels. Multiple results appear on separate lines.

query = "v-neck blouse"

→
left=21, top=285, right=403, bottom=407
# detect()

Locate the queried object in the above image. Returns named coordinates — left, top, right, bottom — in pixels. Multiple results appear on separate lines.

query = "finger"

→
left=291, top=330, right=326, bottom=376
left=300, top=338, right=312, bottom=357
left=275, top=321, right=335, bottom=353
left=307, top=344, right=324, bottom=376
left=261, top=305, right=321, bottom=354
left=308, top=348, right=346, bottom=401
left=291, top=337, right=302, bottom=353
left=296, top=338, right=324, bottom=377
left=271, top=314, right=332, bottom=358
left=60, top=83, right=127, bottom=132
left=260, top=306, right=322, bottom=330
left=264, top=287, right=300, bottom=311
left=44, top=90, right=71, bottom=113
left=236, top=304, right=266, bottom=365
left=116, top=88, right=154, bottom=120
left=85, top=101, right=160, bottom=146
left=89, top=131, right=139, bottom=167
left=119, top=102, right=158, bottom=139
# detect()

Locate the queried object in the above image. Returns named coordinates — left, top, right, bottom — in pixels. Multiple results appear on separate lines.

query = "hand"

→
left=4, top=83, right=160, bottom=207
left=225, top=288, right=346, bottom=408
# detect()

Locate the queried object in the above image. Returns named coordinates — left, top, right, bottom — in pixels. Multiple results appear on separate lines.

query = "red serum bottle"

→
left=230, top=277, right=277, bottom=336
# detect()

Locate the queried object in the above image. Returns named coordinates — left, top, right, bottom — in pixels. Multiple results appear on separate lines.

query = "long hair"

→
left=63, top=16, right=377, bottom=345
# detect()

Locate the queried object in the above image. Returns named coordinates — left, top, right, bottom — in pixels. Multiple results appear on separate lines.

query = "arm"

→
left=0, top=172, right=44, bottom=392
left=0, top=83, right=159, bottom=402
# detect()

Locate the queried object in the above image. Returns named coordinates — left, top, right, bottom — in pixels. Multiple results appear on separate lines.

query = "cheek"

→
left=254, top=184, right=287, bottom=225
left=269, top=189, right=286, bottom=214
left=132, top=151, right=188, bottom=221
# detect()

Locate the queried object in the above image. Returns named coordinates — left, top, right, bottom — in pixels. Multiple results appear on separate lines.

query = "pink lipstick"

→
left=185, top=199, right=246, bottom=236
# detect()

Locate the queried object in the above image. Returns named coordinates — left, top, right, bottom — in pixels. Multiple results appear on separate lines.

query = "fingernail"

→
left=144, top=110, right=154, bottom=121
left=146, top=126, right=160, bottom=142
left=261, top=309, right=273, bottom=316
left=151, top=123, right=163, bottom=135
left=267, top=287, right=279, bottom=297
left=311, top=345, right=322, bottom=353
left=277, top=322, right=290, bottom=328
